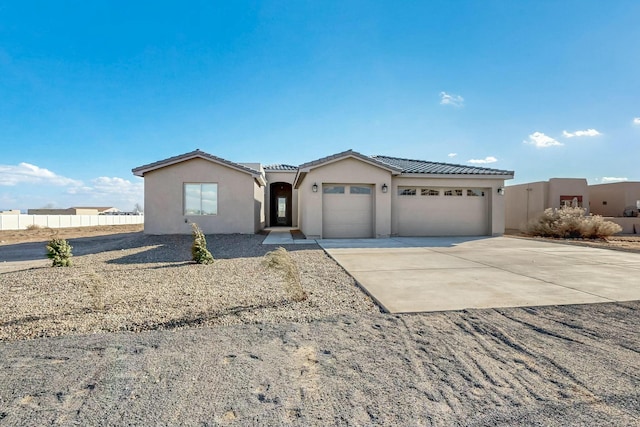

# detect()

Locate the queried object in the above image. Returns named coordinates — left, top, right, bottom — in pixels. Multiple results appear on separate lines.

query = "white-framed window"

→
left=398, top=188, right=417, bottom=196
left=350, top=186, right=372, bottom=195
left=323, top=185, right=345, bottom=194
left=184, top=183, right=218, bottom=215
left=421, top=188, right=439, bottom=196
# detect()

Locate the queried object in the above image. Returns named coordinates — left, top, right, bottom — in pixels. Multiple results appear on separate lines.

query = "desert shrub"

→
left=191, top=223, right=214, bottom=264
left=79, top=270, right=106, bottom=311
left=525, top=206, right=622, bottom=239
left=46, top=237, right=73, bottom=267
left=26, top=224, right=42, bottom=230
left=262, top=247, right=307, bottom=302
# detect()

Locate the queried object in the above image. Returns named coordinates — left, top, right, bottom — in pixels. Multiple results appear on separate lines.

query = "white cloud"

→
left=562, top=129, right=601, bottom=138
left=602, top=177, right=628, bottom=183
left=68, top=176, right=143, bottom=199
left=524, top=132, right=563, bottom=148
left=633, top=117, right=640, bottom=125
left=468, top=156, right=497, bottom=164
left=448, top=153, right=457, bottom=158
left=0, top=162, right=82, bottom=186
left=439, top=91, right=464, bottom=107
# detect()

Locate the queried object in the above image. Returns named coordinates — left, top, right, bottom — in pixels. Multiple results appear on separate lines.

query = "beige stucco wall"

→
left=589, top=182, right=640, bottom=217
left=265, top=171, right=298, bottom=227
left=143, top=157, right=263, bottom=234
left=392, top=176, right=507, bottom=236
left=505, top=178, right=589, bottom=231
left=297, top=158, right=393, bottom=239
left=504, top=181, right=548, bottom=230
left=602, top=217, right=640, bottom=234
left=547, top=178, right=589, bottom=212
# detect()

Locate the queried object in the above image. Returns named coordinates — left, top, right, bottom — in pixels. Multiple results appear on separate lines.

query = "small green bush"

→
left=525, top=206, right=622, bottom=239
left=46, top=237, right=73, bottom=267
left=191, top=223, right=214, bottom=264
left=262, top=247, right=307, bottom=302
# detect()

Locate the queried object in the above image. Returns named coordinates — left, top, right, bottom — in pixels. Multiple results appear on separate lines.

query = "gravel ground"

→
left=1, top=231, right=638, bottom=425
left=1, top=234, right=378, bottom=341
left=0, top=303, right=637, bottom=426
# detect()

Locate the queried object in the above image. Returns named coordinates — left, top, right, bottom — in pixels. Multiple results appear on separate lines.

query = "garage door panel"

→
left=323, top=185, right=373, bottom=239
left=397, top=189, right=488, bottom=236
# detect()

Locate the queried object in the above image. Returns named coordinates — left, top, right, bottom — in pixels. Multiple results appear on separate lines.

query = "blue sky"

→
left=1, top=1, right=639, bottom=211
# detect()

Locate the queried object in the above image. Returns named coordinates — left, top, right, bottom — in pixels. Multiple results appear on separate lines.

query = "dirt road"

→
left=1, top=302, right=638, bottom=426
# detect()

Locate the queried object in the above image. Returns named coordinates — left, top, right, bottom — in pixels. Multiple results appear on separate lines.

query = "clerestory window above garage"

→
left=323, top=185, right=345, bottom=194
left=350, top=186, right=372, bottom=195
left=398, top=188, right=417, bottom=196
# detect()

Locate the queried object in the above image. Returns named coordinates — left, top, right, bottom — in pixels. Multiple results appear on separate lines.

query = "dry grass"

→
left=525, top=207, right=622, bottom=239
left=0, top=224, right=144, bottom=244
left=262, top=247, right=307, bottom=302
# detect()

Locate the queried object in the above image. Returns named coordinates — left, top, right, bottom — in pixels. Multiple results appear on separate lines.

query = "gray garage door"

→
left=397, top=187, right=489, bottom=236
left=322, top=184, right=374, bottom=238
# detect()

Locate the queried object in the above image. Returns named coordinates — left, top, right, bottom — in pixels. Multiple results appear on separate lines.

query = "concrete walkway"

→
left=317, top=236, right=640, bottom=313
left=262, top=228, right=317, bottom=245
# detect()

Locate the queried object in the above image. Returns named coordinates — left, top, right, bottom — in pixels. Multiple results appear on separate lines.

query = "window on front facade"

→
left=560, top=195, right=583, bottom=208
left=184, top=183, right=218, bottom=215
left=398, top=188, right=417, bottom=196
left=421, top=189, right=439, bottom=196
left=350, top=186, right=372, bottom=195
left=323, top=185, right=345, bottom=194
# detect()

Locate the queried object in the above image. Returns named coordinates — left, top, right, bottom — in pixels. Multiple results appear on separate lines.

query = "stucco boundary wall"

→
left=605, top=217, right=640, bottom=234
left=0, top=215, right=144, bottom=231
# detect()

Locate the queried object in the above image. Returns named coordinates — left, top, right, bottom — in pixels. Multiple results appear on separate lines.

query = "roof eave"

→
left=132, top=151, right=262, bottom=178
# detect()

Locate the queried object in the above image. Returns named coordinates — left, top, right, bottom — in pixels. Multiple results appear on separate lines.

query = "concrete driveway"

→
left=317, top=236, right=640, bottom=313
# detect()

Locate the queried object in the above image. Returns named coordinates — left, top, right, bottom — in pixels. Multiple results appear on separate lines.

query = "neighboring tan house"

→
left=132, top=149, right=514, bottom=238
left=589, top=181, right=640, bottom=217
left=504, top=178, right=589, bottom=231
left=27, top=207, right=119, bottom=215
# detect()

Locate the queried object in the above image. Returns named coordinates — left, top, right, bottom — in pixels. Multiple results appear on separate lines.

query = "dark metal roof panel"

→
left=264, top=164, right=298, bottom=171
left=298, top=149, right=403, bottom=172
left=132, top=149, right=262, bottom=176
left=372, top=155, right=514, bottom=176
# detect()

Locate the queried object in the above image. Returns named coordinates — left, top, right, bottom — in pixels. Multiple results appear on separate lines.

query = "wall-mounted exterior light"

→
left=497, top=186, right=505, bottom=195
left=382, top=183, right=388, bottom=193
left=312, top=183, right=318, bottom=192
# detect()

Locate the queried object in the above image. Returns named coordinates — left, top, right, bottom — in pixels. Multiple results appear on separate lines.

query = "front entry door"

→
left=277, top=197, right=287, bottom=225
left=270, top=182, right=292, bottom=226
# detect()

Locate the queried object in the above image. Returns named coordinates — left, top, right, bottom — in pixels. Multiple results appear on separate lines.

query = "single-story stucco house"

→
left=132, top=149, right=514, bottom=238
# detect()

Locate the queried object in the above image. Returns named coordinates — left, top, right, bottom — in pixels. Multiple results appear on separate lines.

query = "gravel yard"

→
left=1, top=233, right=377, bottom=341
left=1, top=230, right=638, bottom=425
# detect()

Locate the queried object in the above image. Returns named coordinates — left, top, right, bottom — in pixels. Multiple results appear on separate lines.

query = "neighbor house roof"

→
left=294, top=149, right=404, bottom=189
left=70, top=206, right=116, bottom=212
left=132, top=149, right=266, bottom=186
left=264, top=164, right=298, bottom=171
left=372, top=155, right=515, bottom=177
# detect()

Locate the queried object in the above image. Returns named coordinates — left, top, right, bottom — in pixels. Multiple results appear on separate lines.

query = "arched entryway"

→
left=270, top=182, right=292, bottom=226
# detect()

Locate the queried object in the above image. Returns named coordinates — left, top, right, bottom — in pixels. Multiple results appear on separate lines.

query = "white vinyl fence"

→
left=0, top=215, right=144, bottom=231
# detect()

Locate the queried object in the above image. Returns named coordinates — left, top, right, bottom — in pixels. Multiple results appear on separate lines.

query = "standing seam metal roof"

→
left=372, top=155, right=514, bottom=176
